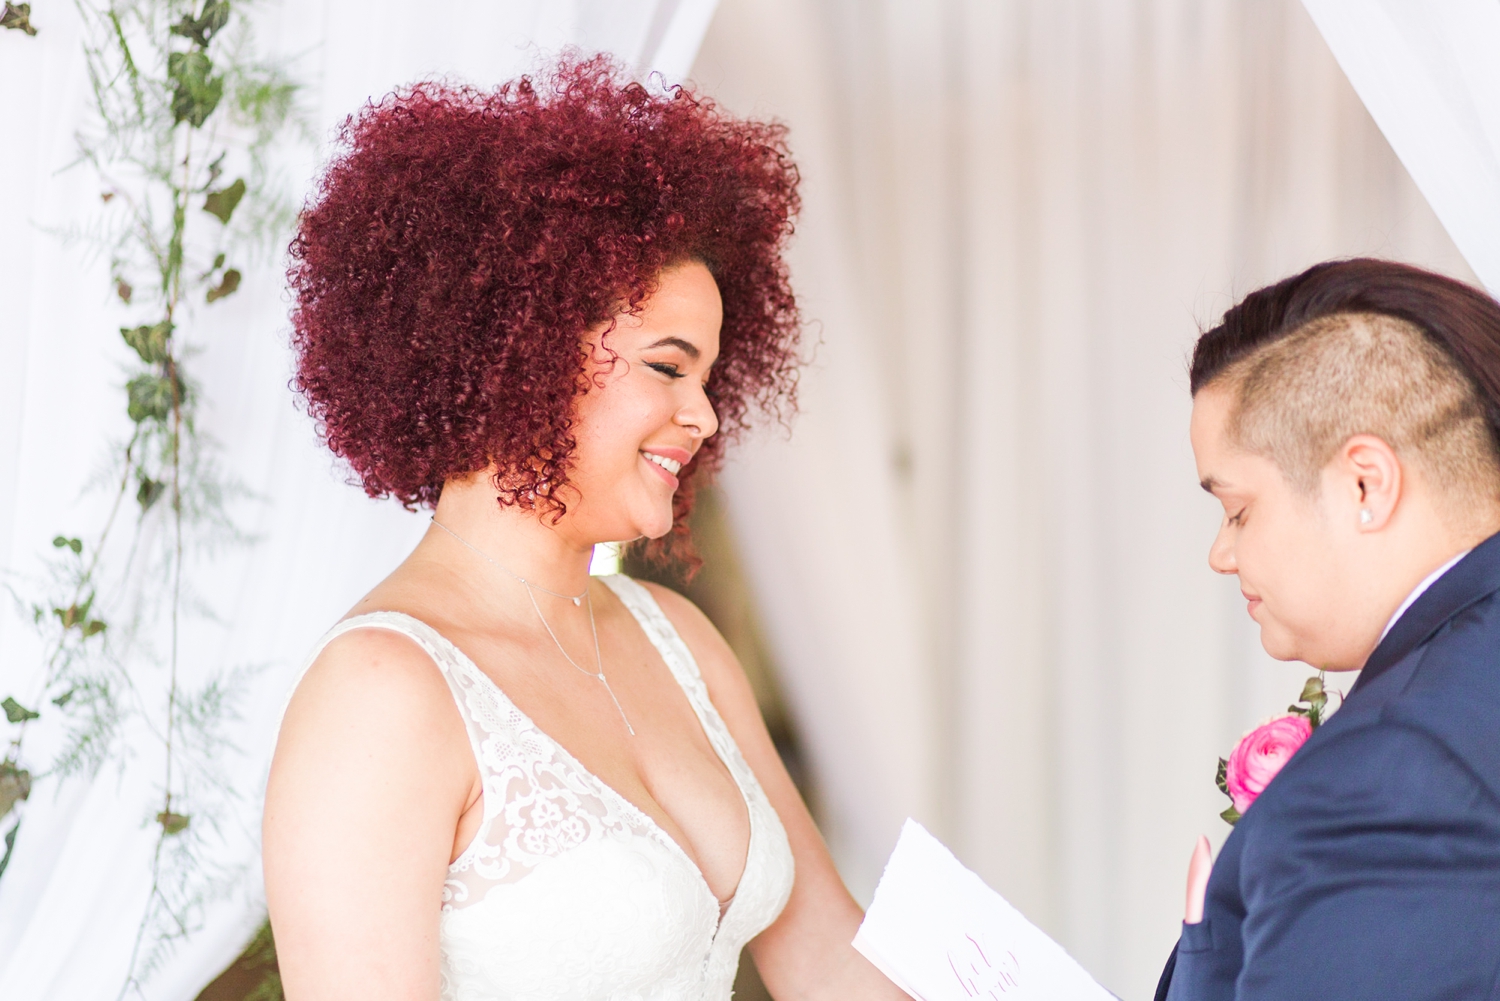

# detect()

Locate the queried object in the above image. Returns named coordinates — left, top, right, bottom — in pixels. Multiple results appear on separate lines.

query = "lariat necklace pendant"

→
left=431, top=517, right=635, bottom=735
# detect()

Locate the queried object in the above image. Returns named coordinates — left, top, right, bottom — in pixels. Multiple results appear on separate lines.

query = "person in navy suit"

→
left=1157, top=258, right=1500, bottom=1000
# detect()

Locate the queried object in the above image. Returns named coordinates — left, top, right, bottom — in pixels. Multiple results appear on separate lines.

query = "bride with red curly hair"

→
left=262, top=60, right=906, bottom=1001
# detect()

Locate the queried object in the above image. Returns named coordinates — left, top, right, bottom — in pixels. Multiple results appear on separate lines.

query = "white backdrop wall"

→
left=1, top=1, right=1491, bottom=999
left=690, top=0, right=1479, bottom=997
left=0, top=3, right=714, bottom=999
left=1302, top=0, right=1500, bottom=296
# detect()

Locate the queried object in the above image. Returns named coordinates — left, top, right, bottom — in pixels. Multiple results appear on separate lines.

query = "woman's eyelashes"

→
left=1227, top=507, right=1247, bottom=527
left=645, top=360, right=686, bottom=379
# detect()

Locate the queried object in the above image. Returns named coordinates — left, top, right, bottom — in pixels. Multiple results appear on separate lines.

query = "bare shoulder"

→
left=290, top=623, right=452, bottom=714
left=267, top=620, right=475, bottom=864
left=265, top=620, right=474, bottom=1001
left=275, top=622, right=469, bottom=774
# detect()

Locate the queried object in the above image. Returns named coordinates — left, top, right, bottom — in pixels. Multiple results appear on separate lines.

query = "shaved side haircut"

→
left=1216, top=312, right=1499, bottom=506
left=1192, top=259, right=1500, bottom=522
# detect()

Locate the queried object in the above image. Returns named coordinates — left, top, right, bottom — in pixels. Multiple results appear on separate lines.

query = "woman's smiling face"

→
left=563, top=260, right=722, bottom=544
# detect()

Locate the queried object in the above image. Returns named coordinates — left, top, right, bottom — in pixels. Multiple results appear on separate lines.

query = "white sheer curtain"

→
left=0, top=3, right=715, bottom=999
left=5, top=1, right=1492, bottom=998
left=1301, top=0, right=1500, bottom=294
left=689, top=0, right=1481, bottom=997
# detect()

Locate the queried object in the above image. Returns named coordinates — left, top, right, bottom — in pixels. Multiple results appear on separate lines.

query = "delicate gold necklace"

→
left=431, top=517, right=634, bottom=735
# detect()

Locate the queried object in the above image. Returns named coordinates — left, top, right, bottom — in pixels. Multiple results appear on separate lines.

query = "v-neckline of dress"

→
left=379, top=606, right=757, bottom=928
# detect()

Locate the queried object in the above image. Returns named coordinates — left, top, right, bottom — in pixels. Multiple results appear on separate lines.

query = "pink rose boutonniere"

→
left=1215, top=674, right=1332, bottom=825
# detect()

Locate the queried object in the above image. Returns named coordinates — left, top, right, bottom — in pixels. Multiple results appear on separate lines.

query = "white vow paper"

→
left=853, top=820, right=1117, bottom=1001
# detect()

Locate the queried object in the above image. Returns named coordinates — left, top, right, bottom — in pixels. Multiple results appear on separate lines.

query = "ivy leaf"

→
left=1220, top=804, right=1241, bottom=827
left=1215, top=756, right=1230, bottom=797
left=202, top=178, right=245, bottom=224
left=156, top=810, right=191, bottom=835
left=211, top=252, right=226, bottom=272
left=137, top=478, right=166, bottom=511
left=2, top=698, right=39, bottom=724
left=51, top=689, right=74, bottom=708
left=126, top=374, right=181, bottom=423
left=203, top=152, right=225, bottom=192
left=1, top=3, right=37, bottom=36
left=167, top=50, right=223, bottom=128
left=0, top=763, right=30, bottom=820
left=53, top=605, right=80, bottom=629
left=83, top=620, right=107, bottom=638
left=168, top=0, right=229, bottom=48
left=51, top=536, right=82, bottom=554
left=115, top=279, right=133, bottom=304
left=206, top=268, right=240, bottom=303
left=121, top=321, right=172, bottom=364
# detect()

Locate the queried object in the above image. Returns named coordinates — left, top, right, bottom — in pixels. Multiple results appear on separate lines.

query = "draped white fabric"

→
left=0, top=3, right=715, bottom=999
left=3, top=1, right=1494, bottom=999
left=690, top=0, right=1481, bottom=997
left=1302, top=0, right=1500, bottom=294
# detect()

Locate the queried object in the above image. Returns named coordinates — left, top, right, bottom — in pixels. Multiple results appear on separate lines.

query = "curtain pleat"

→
left=0, top=4, right=716, bottom=999
left=691, top=0, right=1478, bottom=995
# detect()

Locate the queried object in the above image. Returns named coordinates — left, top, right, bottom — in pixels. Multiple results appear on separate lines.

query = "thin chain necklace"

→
left=432, top=517, right=590, bottom=605
left=431, top=517, right=634, bottom=735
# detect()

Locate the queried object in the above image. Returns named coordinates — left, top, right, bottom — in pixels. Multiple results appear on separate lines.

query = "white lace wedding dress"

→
left=296, top=574, right=795, bottom=1000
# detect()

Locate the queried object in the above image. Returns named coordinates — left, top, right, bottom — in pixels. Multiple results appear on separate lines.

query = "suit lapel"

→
left=1352, top=530, right=1500, bottom=696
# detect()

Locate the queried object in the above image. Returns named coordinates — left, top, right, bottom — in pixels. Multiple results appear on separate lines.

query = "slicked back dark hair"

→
left=1190, top=259, right=1500, bottom=449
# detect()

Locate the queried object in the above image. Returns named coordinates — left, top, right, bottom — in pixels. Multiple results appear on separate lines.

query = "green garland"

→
left=0, top=2, right=302, bottom=995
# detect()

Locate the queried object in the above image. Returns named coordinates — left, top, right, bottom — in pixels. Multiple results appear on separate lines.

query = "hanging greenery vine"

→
left=1, top=1, right=302, bottom=995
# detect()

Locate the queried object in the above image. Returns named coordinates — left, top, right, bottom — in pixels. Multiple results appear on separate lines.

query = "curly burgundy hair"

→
left=288, top=57, right=801, bottom=563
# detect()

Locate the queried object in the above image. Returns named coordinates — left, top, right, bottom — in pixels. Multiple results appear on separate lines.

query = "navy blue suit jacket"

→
left=1156, top=531, right=1500, bottom=1001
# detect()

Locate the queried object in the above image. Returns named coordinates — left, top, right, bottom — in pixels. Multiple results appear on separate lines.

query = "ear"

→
left=1335, top=434, right=1403, bottom=531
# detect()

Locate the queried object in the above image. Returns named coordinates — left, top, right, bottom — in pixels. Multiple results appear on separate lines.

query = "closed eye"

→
left=646, top=362, right=686, bottom=379
left=1228, top=507, right=1246, bottom=527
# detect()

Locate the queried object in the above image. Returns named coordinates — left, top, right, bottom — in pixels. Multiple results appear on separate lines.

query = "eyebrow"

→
left=645, top=336, right=700, bottom=360
left=1200, top=476, right=1220, bottom=493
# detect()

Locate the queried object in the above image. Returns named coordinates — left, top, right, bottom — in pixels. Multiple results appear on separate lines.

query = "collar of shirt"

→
left=1380, top=549, right=1472, bottom=641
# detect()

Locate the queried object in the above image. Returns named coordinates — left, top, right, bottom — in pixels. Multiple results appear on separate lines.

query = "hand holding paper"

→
left=853, top=820, right=1117, bottom=1001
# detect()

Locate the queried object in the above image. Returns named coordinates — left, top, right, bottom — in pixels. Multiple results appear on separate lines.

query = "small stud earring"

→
left=1360, top=508, right=1374, bottom=525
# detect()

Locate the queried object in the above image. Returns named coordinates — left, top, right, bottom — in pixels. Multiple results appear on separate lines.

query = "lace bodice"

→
left=296, top=575, right=795, bottom=1000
